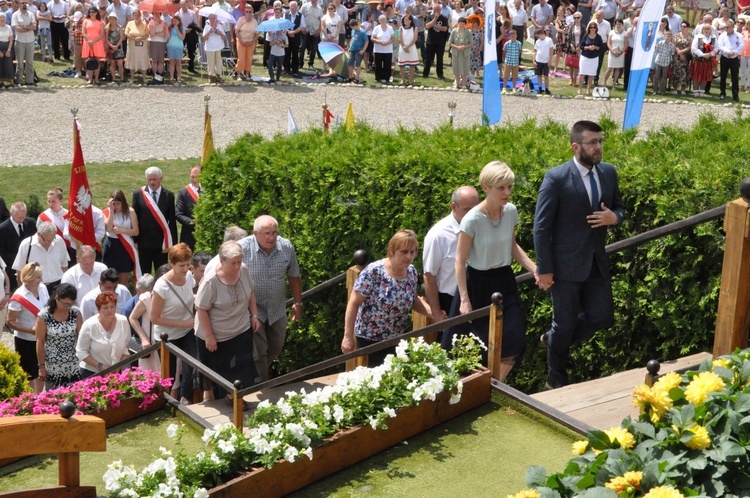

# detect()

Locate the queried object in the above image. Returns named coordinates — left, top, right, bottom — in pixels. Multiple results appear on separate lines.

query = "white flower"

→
left=469, top=332, right=488, bottom=350
left=159, top=446, right=172, bottom=456
left=201, top=428, right=216, bottom=444
left=194, top=489, right=209, bottom=498
left=333, top=405, right=345, bottom=424
left=218, top=439, right=236, bottom=454
left=257, top=399, right=271, bottom=409
left=166, top=423, right=179, bottom=439
left=121, top=489, right=139, bottom=498
left=369, top=416, right=378, bottom=430
left=449, top=393, right=461, bottom=405
left=383, top=407, right=396, bottom=418
left=210, top=452, right=222, bottom=464
left=395, top=341, right=409, bottom=360
left=251, top=437, right=271, bottom=454
left=284, top=446, right=299, bottom=463
left=303, top=446, right=313, bottom=460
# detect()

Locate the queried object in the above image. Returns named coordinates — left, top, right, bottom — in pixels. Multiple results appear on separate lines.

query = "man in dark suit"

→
left=131, top=167, right=178, bottom=276
left=0, top=201, right=37, bottom=292
left=176, top=165, right=201, bottom=251
left=533, top=120, right=626, bottom=389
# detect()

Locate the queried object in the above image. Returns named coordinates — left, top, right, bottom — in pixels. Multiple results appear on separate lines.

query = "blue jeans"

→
left=268, top=53, right=283, bottom=81
left=39, top=27, right=52, bottom=59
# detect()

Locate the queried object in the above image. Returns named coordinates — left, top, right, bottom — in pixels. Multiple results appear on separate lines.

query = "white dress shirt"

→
left=79, top=284, right=133, bottom=321
left=12, top=235, right=70, bottom=284
left=422, top=213, right=462, bottom=295
left=718, top=30, right=744, bottom=58
left=61, top=262, right=108, bottom=306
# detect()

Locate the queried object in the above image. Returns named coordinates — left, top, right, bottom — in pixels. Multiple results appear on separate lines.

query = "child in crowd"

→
left=502, top=29, right=522, bottom=93
left=653, top=30, right=675, bottom=95
left=362, top=11, right=376, bottom=71
left=348, top=19, right=369, bottom=82
left=533, top=28, right=554, bottom=94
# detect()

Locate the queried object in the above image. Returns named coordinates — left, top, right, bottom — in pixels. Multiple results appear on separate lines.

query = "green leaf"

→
left=575, top=474, right=596, bottom=489
left=589, top=430, right=614, bottom=451
left=575, top=488, right=618, bottom=498
left=526, top=465, right=549, bottom=487
left=632, top=422, right=656, bottom=439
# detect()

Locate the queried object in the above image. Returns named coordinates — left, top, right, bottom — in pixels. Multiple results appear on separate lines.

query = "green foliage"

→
left=197, top=115, right=748, bottom=393
left=0, top=344, right=31, bottom=399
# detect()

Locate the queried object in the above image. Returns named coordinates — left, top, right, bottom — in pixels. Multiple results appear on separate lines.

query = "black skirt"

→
left=103, top=236, right=134, bottom=273
left=196, top=329, right=257, bottom=394
left=442, top=265, right=527, bottom=361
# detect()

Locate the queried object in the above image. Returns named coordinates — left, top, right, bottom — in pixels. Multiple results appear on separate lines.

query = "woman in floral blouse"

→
left=341, top=230, right=432, bottom=366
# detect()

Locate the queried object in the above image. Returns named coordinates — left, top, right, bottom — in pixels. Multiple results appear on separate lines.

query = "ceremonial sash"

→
left=10, top=294, right=41, bottom=317
left=39, top=211, right=72, bottom=249
left=103, top=208, right=142, bottom=281
left=186, top=184, right=199, bottom=203
left=141, top=187, right=173, bottom=251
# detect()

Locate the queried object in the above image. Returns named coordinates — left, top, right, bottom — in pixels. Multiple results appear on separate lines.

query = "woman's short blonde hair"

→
left=387, top=229, right=418, bottom=257
left=20, top=262, right=43, bottom=283
left=478, top=160, right=515, bottom=188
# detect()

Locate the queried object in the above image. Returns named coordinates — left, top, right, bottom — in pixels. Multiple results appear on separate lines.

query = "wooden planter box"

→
left=0, top=395, right=165, bottom=468
left=209, top=369, right=491, bottom=498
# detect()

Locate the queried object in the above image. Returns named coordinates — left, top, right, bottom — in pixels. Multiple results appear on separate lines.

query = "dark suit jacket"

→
left=0, top=217, right=37, bottom=288
left=533, top=159, right=625, bottom=282
left=176, top=186, right=197, bottom=249
left=131, top=187, right=178, bottom=251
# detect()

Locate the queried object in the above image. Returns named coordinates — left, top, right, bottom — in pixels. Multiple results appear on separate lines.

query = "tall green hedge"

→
left=195, top=114, right=747, bottom=393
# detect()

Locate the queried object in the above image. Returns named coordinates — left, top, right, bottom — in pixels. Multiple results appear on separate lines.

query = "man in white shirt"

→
left=11, top=0, right=36, bottom=86
left=48, top=0, right=70, bottom=60
left=423, top=186, right=480, bottom=325
left=663, top=5, right=682, bottom=36
left=177, top=0, right=198, bottom=72
left=594, top=9, right=611, bottom=85
left=79, top=268, right=133, bottom=321
left=530, top=0, right=553, bottom=36
left=61, top=245, right=108, bottom=306
left=718, top=19, right=744, bottom=102
left=508, top=0, right=528, bottom=60
left=12, top=222, right=69, bottom=293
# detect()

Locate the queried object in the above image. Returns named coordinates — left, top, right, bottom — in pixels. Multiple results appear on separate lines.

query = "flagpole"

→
left=70, top=107, right=81, bottom=255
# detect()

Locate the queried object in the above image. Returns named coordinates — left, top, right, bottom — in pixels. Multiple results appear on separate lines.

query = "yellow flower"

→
left=572, top=440, right=589, bottom=455
left=653, top=371, right=682, bottom=393
left=605, top=471, right=643, bottom=493
left=684, top=425, right=712, bottom=450
left=643, top=485, right=684, bottom=498
left=684, top=371, right=726, bottom=406
left=712, top=358, right=730, bottom=370
left=506, top=490, right=540, bottom=498
left=604, top=426, right=635, bottom=450
left=633, top=384, right=673, bottom=423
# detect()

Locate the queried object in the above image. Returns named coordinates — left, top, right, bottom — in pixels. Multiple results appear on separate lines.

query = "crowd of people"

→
left=0, top=166, right=303, bottom=408
left=2, top=0, right=748, bottom=92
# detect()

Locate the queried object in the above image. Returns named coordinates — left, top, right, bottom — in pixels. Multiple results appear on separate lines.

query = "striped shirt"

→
left=238, top=235, right=301, bottom=325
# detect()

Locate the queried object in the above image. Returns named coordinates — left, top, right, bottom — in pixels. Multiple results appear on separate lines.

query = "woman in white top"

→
left=321, top=4, right=341, bottom=43
left=150, top=243, right=197, bottom=404
left=37, top=0, right=53, bottom=63
left=202, top=13, right=227, bottom=83
left=603, top=18, right=627, bottom=89
left=76, top=291, right=130, bottom=378
left=128, top=273, right=161, bottom=372
left=7, top=263, right=49, bottom=393
left=0, top=14, right=14, bottom=87
left=103, top=189, right=140, bottom=286
left=443, top=161, right=538, bottom=382
left=449, top=0, right=465, bottom=29
left=371, top=15, right=395, bottom=83
left=38, top=187, right=74, bottom=262
left=398, top=14, right=419, bottom=85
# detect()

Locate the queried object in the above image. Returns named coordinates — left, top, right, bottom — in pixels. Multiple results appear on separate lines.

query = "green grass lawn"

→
left=3, top=158, right=197, bottom=218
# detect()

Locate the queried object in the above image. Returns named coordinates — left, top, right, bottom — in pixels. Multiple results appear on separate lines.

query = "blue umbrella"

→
left=255, top=18, right=295, bottom=32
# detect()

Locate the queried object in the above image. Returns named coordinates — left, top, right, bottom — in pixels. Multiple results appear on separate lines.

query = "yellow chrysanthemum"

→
left=653, top=371, right=682, bottom=393
left=633, top=384, right=673, bottom=423
left=604, top=426, right=636, bottom=450
left=684, top=425, right=712, bottom=450
left=506, top=490, right=540, bottom=498
left=712, top=358, right=731, bottom=370
left=643, top=485, right=684, bottom=498
left=605, top=471, right=643, bottom=493
left=684, top=371, right=726, bottom=406
left=572, top=440, right=589, bottom=455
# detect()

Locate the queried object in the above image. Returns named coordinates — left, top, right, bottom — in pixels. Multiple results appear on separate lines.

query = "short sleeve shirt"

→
left=152, top=273, right=195, bottom=340
left=459, top=203, right=518, bottom=270
left=353, top=259, right=417, bottom=342
left=194, top=266, right=253, bottom=342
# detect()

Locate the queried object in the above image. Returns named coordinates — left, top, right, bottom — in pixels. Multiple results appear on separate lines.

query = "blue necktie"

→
left=589, top=170, right=598, bottom=210
left=151, top=190, right=158, bottom=204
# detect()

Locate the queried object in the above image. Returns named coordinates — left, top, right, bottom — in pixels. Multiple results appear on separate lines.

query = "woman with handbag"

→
left=150, top=243, right=198, bottom=404
left=105, top=12, right=125, bottom=83
left=603, top=18, right=627, bottom=90
left=82, top=7, right=106, bottom=84
left=565, top=12, right=583, bottom=85
left=125, top=10, right=150, bottom=84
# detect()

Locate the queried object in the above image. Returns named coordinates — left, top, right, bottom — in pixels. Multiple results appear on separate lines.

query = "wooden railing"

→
left=0, top=402, right=106, bottom=498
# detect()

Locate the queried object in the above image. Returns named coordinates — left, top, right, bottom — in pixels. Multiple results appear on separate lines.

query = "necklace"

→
left=482, top=207, right=503, bottom=228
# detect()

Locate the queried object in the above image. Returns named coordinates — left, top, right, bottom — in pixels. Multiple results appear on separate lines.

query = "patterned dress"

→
left=671, top=31, right=693, bottom=92
left=353, top=259, right=417, bottom=342
left=470, top=29, right=484, bottom=73
left=39, top=306, right=82, bottom=389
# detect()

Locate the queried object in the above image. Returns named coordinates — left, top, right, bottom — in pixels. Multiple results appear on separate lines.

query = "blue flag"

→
left=482, top=0, right=502, bottom=126
left=622, top=0, right=667, bottom=130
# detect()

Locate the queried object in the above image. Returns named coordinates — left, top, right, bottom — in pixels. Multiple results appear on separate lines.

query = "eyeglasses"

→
left=578, top=139, right=605, bottom=147
left=39, top=234, right=55, bottom=243
left=58, top=298, right=75, bottom=308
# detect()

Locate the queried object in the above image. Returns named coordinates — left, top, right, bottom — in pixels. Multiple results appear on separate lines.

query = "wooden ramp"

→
left=183, top=374, right=340, bottom=429
left=530, top=352, right=713, bottom=430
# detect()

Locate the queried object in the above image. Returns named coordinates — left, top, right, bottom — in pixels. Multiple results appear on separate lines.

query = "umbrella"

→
left=255, top=17, right=295, bottom=32
left=318, top=41, right=349, bottom=75
left=198, top=4, right=237, bottom=24
left=138, top=0, right=180, bottom=15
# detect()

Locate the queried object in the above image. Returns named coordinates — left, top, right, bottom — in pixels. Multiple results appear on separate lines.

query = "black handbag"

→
left=85, top=57, right=99, bottom=70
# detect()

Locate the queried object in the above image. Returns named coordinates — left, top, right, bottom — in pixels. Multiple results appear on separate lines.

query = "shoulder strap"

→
left=163, top=278, right=195, bottom=317
left=26, top=239, right=32, bottom=265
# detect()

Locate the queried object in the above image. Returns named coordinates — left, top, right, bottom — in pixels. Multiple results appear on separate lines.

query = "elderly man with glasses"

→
left=12, top=222, right=70, bottom=295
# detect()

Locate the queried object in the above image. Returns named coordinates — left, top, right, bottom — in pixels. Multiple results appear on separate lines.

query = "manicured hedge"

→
left=195, top=114, right=747, bottom=393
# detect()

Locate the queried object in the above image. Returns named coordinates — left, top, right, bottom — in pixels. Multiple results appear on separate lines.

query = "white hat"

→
left=72, top=11, right=83, bottom=21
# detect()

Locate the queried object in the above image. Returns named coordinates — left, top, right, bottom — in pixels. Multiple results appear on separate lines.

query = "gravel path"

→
left=0, top=84, right=742, bottom=166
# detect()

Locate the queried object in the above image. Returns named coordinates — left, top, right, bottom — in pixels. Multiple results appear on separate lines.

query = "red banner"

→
left=67, top=118, right=98, bottom=250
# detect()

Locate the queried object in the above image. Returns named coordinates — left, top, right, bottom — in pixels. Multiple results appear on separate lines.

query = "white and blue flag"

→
left=622, top=0, right=667, bottom=130
left=482, top=0, right=502, bottom=126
